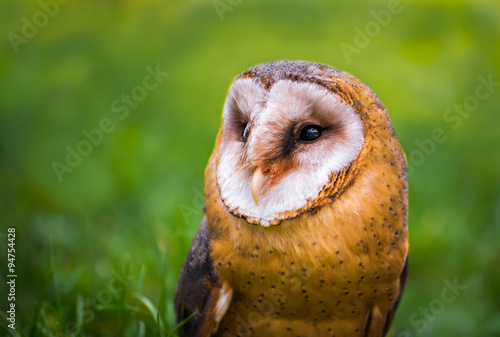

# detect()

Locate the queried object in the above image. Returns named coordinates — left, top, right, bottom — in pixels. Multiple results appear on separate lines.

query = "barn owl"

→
left=175, top=61, right=409, bottom=337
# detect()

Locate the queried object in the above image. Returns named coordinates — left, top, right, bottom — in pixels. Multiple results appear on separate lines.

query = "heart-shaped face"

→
left=216, top=66, right=365, bottom=226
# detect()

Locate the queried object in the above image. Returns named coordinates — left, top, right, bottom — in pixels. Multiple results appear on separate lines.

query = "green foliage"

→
left=0, top=0, right=499, bottom=336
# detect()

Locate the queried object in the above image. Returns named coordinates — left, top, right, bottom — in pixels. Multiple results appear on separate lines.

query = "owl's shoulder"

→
left=175, top=214, right=232, bottom=337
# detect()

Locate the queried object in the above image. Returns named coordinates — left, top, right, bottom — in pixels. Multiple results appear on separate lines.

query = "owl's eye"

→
left=241, top=123, right=249, bottom=141
left=299, top=125, right=324, bottom=142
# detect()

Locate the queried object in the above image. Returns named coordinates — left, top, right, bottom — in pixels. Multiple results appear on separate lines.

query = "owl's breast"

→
left=209, top=194, right=408, bottom=336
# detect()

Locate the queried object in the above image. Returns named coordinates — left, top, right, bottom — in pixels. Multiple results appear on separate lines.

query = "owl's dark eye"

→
left=299, top=125, right=324, bottom=142
left=241, top=123, right=249, bottom=141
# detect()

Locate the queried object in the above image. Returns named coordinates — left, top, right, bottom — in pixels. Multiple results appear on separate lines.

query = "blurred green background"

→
left=1, top=0, right=499, bottom=336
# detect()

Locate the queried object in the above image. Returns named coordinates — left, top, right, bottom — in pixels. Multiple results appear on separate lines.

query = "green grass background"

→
left=1, top=0, right=499, bottom=336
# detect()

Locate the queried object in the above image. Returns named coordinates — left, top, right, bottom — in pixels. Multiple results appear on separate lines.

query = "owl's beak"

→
left=251, top=167, right=269, bottom=206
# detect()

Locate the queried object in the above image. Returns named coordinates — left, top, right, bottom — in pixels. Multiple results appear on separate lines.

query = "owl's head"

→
left=215, top=61, right=382, bottom=226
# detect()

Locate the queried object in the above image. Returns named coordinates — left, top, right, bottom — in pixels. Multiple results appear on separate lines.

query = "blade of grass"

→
left=124, top=265, right=149, bottom=337
left=117, top=255, right=133, bottom=337
left=166, top=312, right=197, bottom=337
left=158, top=255, right=171, bottom=332
left=75, top=294, right=84, bottom=337
left=138, top=320, right=146, bottom=337
left=29, top=273, right=54, bottom=337
left=157, top=311, right=161, bottom=337
left=61, top=266, right=85, bottom=296
left=56, top=321, right=63, bottom=337
left=137, top=265, right=147, bottom=296
left=49, top=238, right=63, bottom=318
left=132, top=292, right=158, bottom=324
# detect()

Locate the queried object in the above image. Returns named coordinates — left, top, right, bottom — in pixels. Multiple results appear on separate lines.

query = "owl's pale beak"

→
left=251, top=167, right=269, bottom=206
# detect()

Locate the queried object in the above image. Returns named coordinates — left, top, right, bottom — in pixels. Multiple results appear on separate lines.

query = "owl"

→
left=175, top=61, right=409, bottom=337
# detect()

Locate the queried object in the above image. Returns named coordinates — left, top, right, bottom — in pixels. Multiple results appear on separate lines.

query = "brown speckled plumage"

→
left=175, top=61, right=409, bottom=337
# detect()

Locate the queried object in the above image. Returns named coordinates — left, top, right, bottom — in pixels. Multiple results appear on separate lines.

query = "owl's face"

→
left=216, top=62, right=366, bottom=226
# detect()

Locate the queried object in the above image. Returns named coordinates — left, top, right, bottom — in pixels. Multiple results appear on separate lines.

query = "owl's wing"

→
left=365, top=255, right=409, bottom=337
left=175, top=213, right=233, bottom=337
left=382, top=254, right=409, bottom=336
left=364, top=255, right=409, bottom=337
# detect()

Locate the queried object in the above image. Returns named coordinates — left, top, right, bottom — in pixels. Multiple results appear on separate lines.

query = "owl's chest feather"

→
left=208, top=196, right=407, bottom=336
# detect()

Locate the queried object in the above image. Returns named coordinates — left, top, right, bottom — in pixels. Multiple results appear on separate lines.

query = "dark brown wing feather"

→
left=175, top=214, right=222, bottom=337
left=382, top=255, right=410, bottom=336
